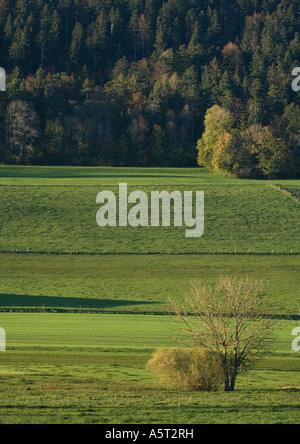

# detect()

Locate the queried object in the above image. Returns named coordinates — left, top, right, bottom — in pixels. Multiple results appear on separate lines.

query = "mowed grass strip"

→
left=0, top=183, right=299, bottom=253
left=0, top=313, right=298, bottom=353
left=0, top=165, right=267, bottom=186
left=0, top=253, right=299, bottom=315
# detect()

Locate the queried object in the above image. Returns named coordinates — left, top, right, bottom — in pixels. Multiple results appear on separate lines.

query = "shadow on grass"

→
left=0, top=170, right=198, bottom=180
left=0, top=294, right=158, bottom=310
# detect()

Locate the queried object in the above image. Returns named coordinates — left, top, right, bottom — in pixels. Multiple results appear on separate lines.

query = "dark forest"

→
left=0, top=0, right=299, bottom=178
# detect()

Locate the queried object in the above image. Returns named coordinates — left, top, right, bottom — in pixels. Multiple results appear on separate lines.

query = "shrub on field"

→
left=146, top=347, right=224, bottom=392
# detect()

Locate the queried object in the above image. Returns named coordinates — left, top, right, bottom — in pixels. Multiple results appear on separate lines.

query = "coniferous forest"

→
left=0, top=0, right=299, bottom=178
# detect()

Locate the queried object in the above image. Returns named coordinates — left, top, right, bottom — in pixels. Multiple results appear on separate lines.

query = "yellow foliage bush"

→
left=146, top=348, right=224, bottom=392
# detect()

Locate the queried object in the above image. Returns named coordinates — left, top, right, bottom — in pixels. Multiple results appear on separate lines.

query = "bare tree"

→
left=170, top=277, right=276, bottom=392
left=6, top=100, right=39, bottom=163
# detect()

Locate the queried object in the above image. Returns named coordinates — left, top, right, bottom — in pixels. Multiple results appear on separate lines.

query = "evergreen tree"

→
left=70, top=22, right=84, bottom=69
left=0, top=0, right=298, bottom=175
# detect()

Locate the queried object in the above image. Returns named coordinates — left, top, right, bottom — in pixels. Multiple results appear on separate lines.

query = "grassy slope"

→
left=0, top=167, right=299, bottom=253
left=280, top=185, right=300, bottom=200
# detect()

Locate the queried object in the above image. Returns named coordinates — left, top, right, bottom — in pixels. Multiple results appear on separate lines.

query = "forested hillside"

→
left=0, top=0, right=299, bottom=176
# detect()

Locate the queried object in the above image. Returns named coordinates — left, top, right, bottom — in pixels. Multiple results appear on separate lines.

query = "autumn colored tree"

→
left=258, top=127, right=294, bottom=179
left=197, top=105, right=234, bottom=168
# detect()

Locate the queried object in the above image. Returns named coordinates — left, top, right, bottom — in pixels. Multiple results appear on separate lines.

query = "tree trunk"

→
left=224, top=366, right=238, bottom=392
left=227, top=368, right=238, bottom=392
left=224, top=370, right=231, bottom=392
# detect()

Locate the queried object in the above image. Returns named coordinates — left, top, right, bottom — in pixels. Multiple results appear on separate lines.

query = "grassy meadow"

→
left=0, top=313, right=299, bottom=424
left=0, top=167, right=299, bottom=254
left=0, top=166, right=299, bottom=424
left=0, top=253, right=299, bottom=315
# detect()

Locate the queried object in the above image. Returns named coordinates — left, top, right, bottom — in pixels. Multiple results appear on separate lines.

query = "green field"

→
left=0, top=166, right=299, bottom=253
left=0, top=253, right=299, bottom=315
left=0, top=313, right=299, bottom=424
left=0, top=166, right=299, bottom=424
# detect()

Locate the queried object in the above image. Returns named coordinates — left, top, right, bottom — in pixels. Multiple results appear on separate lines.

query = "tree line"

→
left=0, top=0, right=299, bottom=177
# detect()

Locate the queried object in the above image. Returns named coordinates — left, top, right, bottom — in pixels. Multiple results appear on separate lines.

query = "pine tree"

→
left=70, top=22, right=84, bottom=70
left=36, top=4, right=52, bottom=68
left=9, top=25, right=30, bottom=71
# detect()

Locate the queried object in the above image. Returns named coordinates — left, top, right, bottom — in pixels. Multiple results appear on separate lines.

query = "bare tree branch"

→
left=169, top=277, right=276, bottom=392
